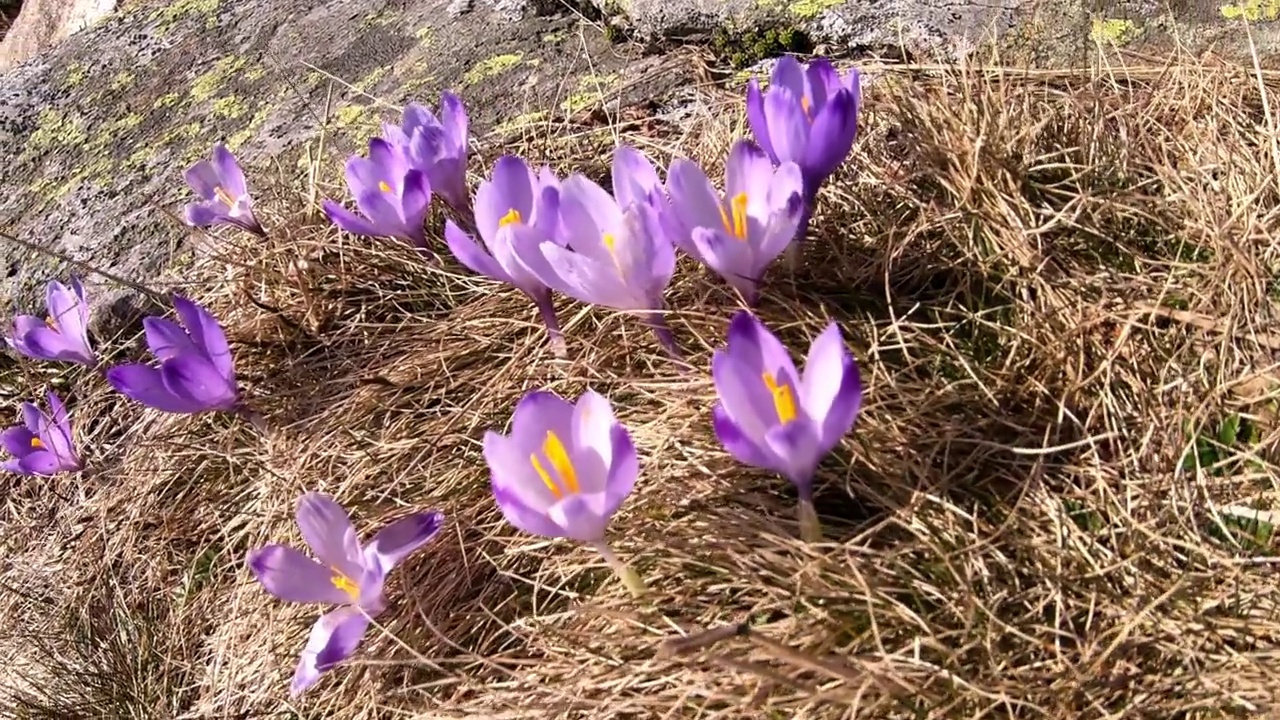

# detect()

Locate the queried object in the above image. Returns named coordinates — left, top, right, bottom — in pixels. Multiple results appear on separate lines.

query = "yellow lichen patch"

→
left=1221, top=0, right=1280, bottom=21
left=354, top=66, right=390, bottom=93
left=61, top=63, right=88, bottom=89
left=83, top=113, right=147, bottom=156
left=225, top=107, right=271, bottom=151
left=332, top=104, right=381, bottom=145
left=398, top=73, right=437, bottom=99
left=560, top=73, right=619, bottom=114
left=414, top=25, right=434, bottom=44
left=211, top=96, right=248, bottom=119
left=192, top=56, right=247, bottom=102
left=152, top=0, right=220, bottom=34
left=125, top=146, right=153, bottom=172
left=244, top=66, right=266, bottom=82
left=787, top=0, right=841, bottom=18
left=28, top=110, right=86, bottom=152
left=493, top=110, right=548, bottom=137
left=154, top=93, right=183, bottom=109
left=1090, top=17, right=1141, bottom=44
left=542, top=30, right=567, bottom=43
left=110, top=71, right=136, bottom=91
left=462, top=54, right=524, bottom=86
left=358, top=8, right=396, bottom=29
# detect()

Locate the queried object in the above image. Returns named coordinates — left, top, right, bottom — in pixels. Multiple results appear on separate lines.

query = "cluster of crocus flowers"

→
left=483, top=389, right=645, bottom=595
left=710, top=311, right=863, bottom=541
left=8, top=277, right=96, bottom=366
left=247, top=493, right=445, bottom=695
left=1, top=391, right=81, bottom=476
left=182, top=144, right=267, bottom=237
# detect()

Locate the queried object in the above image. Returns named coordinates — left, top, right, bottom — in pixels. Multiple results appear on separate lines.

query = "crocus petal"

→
left=712, top=403, right=780, bottom=471
left=365, top=510, right=445, bottom=573
left=354, top=188, right=412, bottom=240
left=246, top=544, right=354, bottom=605
left=510, top=391, right=576, bottom=453
left=295, top=493, right=366, bottom=581
left=11, top=324, right=73, bottom=363
left=725, top=140, right=776, bottom=216
left=46, top=282, right=84, bottom=342
left=212, top=143, right=249, bottom=198
left=17, top=451, right=63, bottom=476
left=762, top=88, right=810, bottom=166
left=20, top=401, right=42, bottom=435
left=184, top=204, right=225, bottom=228
left=439, top=91, right=469, bottom=150
left=40, top=391, right=76, bottom=465
left=801, top=322, right=863, bottom=453
left=666, top=159, right=724, bottom=252
left=492, top=481, right=570, bottom=538
left=172, top=296, right=236, bottom=384
left=323, top=199, right=386, bottom=238
left=290, top=606, right=372, bottom=697
left=446, top=221, right=510, bottom=283
left=184, top=159, right=222, bottom=201
left=602, top=424, right=637, bottom=517
left=763, top=420, right=823, bottom=492
left=400, top=169, right=432, bottom=246
left=746, top=79, right=776, bottom=163
left=711, top=348, right=782, bottom=441
left=143, top=317, right=195, bottom=361
left=106, top=364, right=206, bottom=413
left=1, top=426, right=35, bottom=457
left=569, top=390, right=616, bottom=488
left=803, top=89, right=857, bottom=183
left=770, top=55, right=808, bottom=102
left=478, top=156, right=534, bottom=240
left=692, top=227, right=754, bottom=296
left=537, top=242, right=635, bottom=309
left=557, top=175, right=623, bottom=258
left=727, top=311, right=798, bottom=387
left=546, top=492, right=612, bottom=542
left=159, top=355, right=237, bottom=412
left=612, top=146, right=662, bottom=209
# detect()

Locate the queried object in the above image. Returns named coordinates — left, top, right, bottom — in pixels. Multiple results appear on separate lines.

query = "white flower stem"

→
left=594, top=542, right=647, bottom=598
left=798, top=499, right=823, bottom=543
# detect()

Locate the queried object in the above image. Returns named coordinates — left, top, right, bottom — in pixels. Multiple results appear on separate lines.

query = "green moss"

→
left=786, top=0, right=840, bottom=18
left=1090, top=17, right=1141, bottom=44
left=211, top=96, right=248, bottom=119
left=151, top=0, right=220, bottom=33
left=29, top=110, right=86, bottom=152
left=1221, top=0, right=1280, bottom=20
left=110, top=71, right=136, bottom=91
left=61, top=63, right=88, bottom=89
left=462, top=53, right=524, bottom=85
left=153, top=93, right=183, bottom=109
left=710, top=26, right=813, bottom=69
left=191, top=56, right=246, bottom=102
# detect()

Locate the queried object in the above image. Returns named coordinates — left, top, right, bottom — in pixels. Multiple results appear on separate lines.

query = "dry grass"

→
left=4, top=48, right=1280, bottom=719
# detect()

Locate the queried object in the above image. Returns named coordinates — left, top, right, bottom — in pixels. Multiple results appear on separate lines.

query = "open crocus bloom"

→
left=1, top=390, right=81, bottom=476
left=667, top=140, right=805, bottom=306
left=8, top=277, right=96, bottom=366
left=247, top=493, right=445, bottom=695
left=484, top=390, right=646, bottom=594
left=105, top=295, right=240, bottom=414
left=183, top=143, right=267, bottom=236
left=711, top=311, right=862, bottom=541
left=445, top=156, right=567, bottom=355
left=322, top=138, right=432, bottom=247
left=383, top=92, right=471, bottom=218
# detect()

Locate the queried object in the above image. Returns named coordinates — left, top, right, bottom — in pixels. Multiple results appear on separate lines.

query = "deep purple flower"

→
left=445, top=156, right=567, bottom=356
left=247, top=493, right=444, bottom=695
left=105, top=295, right=239, bottom=414
left=183, top=143, right=266, bottom=236
left=2, top=391, right=81, bottom=476
left=322, top=138, right=432, bottom=247
left=382, top=92, right=470, bottom=217
left=711, top=311, right=862, bottom=541
left=667, top=140, right=805, bottom=306
left=8, top=278, right=95, bottom=366
left=746, top=55, right=860, bottom=198
left=483, top=390, right=645, bottom=594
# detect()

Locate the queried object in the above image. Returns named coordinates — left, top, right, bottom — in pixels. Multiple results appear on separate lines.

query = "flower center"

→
left=378, top=181, right=392, bottom=193
left=762, top=372, right=797, bottom=425
left=44, top=315, right=58, bottom=331
left=530, top=430, right=580, bottom=499
left=330, top=571, right=360, bottom=602
left=30, top=437, right=43, bottom=449
left=718, top=192, right=749, bottom=241
left=499, top=208, right=522, bottom=227
left=213, top=186, right=236, bottom=206
left=800, top=96, right=813, bottom=122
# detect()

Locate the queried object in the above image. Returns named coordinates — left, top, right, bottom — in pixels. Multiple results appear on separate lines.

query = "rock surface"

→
left=0, top=0, right=117, bottom=70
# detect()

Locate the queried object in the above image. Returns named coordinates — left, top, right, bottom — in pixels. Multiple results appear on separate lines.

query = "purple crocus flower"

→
left=445, top=156, right=567, bottom=357
left=322, top=138, right=432, bottom=247
left=247, top=493, right=444, bottom=695
left=8, top=277, right=96, bottom=366
left=382, top=92, right=470, bottom=219
left=711, top=311, right=862, bottom=542
left=514, top=147, right=679, bottom=359
left=2, top=391, right=81, bottom=476
left=483, top=390, right=646, bottom=595
left=105, top=295, right=240, bottom=415
left=667, top=140, right=805, bottom=306
left=183, top=143, right=267, bottom=236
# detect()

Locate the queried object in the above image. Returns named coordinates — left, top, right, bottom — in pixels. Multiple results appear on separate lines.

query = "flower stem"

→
left=235, top=404, right=271, bottom=438
left=643, top=310, right=689, bottom=371
left=594, top=542, right=647, bottom=598
left=534, top=294, right=568, bottom=360
left=798, top=499, right=823, bottom=543
left=786, top=199, right=816, bottom=273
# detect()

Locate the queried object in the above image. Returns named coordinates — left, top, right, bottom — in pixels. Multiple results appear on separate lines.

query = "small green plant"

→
left=710, top=25, right=814, bottom=69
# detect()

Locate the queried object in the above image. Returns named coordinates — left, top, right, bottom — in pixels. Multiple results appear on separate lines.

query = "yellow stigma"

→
left=213, top=185, right=236, bottom=206
left=330, top=572, right=360, bottom=601
left=762, top=372, right=797, bottom=425
left=719, top=192, right=749, bottom=240
left=378, top=181, right=392, bottom=193
left=44, top=315, right=58, bottom=331
left=29, top=437, right=43, bottom=449
left=602, top=232, right=617, bottom=254
left=800, top=96, right=813, bottom=121
left=530, top=430, right=580, bottom=499
left=499, top=208, right=522, bottom=227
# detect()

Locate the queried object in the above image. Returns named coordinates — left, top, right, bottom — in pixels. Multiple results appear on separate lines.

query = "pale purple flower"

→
left=445, top=156, right=567, bottom=356
left=483, top=390, right=645, bottom=594
left=382, top=92, right=470, bottom=217
left=667, top=140, right=805, bottom=306
left=105, top=295, right=239, bottom=414
left=322, top=138, right=432, bottom=247
left=8, top=278, right=95, bottom=366
left=513, top=147, right=679, bottom=358
left=746, top=55, right=860, bottom=199
left=183, top=143, right=266, bottom=236
left=247, top=493, right=444, bottom=695
left=2, top=391, right=81, bottom=476
left=711, top=311, right=862, bottom=541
